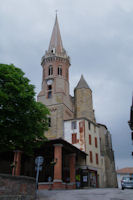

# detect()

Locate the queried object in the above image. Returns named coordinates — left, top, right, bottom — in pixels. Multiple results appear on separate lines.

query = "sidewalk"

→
left=37, top=188, right=133, bottom=200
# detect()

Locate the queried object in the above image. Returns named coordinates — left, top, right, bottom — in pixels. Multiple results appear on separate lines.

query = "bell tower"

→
left=38, top=15, right=74, bottom=139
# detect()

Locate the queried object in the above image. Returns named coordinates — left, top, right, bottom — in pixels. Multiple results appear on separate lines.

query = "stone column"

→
left=12, top=150, right=22, bottom=176
left=69, top=153, right=76, bottom=189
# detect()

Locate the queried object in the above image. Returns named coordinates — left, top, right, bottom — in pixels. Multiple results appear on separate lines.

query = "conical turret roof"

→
left=132, top=94, right=133, bottom=107
left=48, top=14, right=64, bottom=54
left=75, top=75, right=90, bottom=90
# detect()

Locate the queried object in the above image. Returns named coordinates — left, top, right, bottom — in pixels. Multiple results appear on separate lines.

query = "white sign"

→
left=35, top=156, right=44, bottom=166
left=83, top=176, right=87, bottom=182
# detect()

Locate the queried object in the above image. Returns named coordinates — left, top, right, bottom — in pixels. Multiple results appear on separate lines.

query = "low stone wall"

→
left=38, top=182, right=76, bottom=190
left=0, top=174, right=35, bottom=200
left=0, top=195, right=34, bottom=200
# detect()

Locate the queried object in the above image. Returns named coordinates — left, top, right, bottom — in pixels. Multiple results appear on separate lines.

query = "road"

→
left=38, top=188, right=133, bottom=200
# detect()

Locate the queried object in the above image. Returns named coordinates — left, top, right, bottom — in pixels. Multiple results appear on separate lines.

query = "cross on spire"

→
left=55, top=9, right=58, bottom=15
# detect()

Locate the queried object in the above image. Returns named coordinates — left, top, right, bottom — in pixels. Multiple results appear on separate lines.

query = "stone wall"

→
left=74, top=88, right=95, bottom=122
left=0, top=174, right=35, bottom=200
left=98, top=124, right=118, bottom=188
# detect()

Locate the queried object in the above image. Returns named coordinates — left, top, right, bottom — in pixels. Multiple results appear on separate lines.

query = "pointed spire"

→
left=48, top=14, right=64, bottom=54
left=75, top=75, right=90, bottom=90
left=132, top=92, right=133, bottom=107
left=41, top=14, right=70, bottom=66
left=131, top=93, right=133, bottom=112
left=129, top=93, right=133, bottom=130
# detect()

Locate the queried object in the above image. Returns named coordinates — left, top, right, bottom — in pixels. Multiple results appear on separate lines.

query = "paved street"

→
left=38, top=188, right=133, bottom=200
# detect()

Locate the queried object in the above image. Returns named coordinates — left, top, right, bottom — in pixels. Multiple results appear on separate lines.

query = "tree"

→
left=0, top=64, right=49, bottom=154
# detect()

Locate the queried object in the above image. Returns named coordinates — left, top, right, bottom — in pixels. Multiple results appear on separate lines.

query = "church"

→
left=37, top=15, right=117, bottom=189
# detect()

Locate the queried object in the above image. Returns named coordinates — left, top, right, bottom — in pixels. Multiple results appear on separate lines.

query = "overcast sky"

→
left=0, top=0, right=133, bottom=169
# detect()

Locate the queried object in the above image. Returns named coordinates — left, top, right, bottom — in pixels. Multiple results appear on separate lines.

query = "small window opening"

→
left=88, top=122, right=91, bottom=130
left=47, top=85, right=52, bottom=98
left=48, top=118, right=51, bottom=127
left=43, top=68, right=45, bottom=79
left=58, top=66, right=62, bottom=76
left=66, top=70, right=68, bottom=80
left=71, top=121, right=77, bottom=130
left=48, top=65, right=53, bottom=76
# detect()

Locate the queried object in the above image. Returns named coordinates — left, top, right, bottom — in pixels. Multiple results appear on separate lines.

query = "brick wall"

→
left=0, top=174, right=35, bottom=200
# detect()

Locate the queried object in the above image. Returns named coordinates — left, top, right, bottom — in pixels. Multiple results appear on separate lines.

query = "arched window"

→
left=48, top=65, right=53, bottom=76
left=47, top=85, right=52, bottom=98
left=58, top=66, right=62, bottom=76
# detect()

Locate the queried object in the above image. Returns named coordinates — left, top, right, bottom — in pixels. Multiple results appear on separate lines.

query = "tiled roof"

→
left=116, top=168, right=133, bottom=174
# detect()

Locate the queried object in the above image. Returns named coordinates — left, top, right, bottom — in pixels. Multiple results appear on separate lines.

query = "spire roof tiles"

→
left=75, top=75, right=90, bottom=90
left=48, top=14, right=64, bottom=54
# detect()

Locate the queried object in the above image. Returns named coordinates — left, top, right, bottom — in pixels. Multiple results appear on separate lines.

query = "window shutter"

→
left=89, top=135, right=91, bottom=145
left=96, top=153, right=99, bottom=164
left=90, top=151, right=93, bottom=163
left=95, top=137, right=97, bottom=148
left=72, top=133, right=77, bottom=144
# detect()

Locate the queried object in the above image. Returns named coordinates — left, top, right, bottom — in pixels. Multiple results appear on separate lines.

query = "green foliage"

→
left=0, top=64, right=49, bottom=154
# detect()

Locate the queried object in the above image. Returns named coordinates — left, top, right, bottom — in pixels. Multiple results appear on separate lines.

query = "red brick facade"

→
left=12, top=151, right=22, bottom=176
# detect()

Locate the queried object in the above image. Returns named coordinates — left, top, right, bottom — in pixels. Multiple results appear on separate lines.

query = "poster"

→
left=83, top=176, right=87, bottom=182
